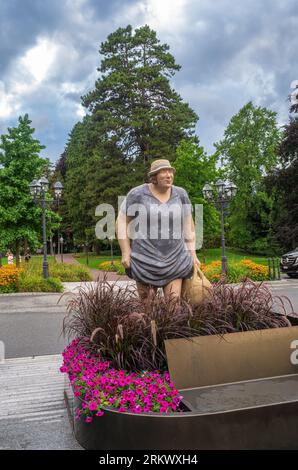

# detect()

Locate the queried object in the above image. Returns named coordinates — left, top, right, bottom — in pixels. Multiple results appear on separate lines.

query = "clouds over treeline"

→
left=0, top=0, right=296, bottom=160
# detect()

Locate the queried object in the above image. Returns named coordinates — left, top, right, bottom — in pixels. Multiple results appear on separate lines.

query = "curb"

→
left=0, top=292, right=63, bottom=297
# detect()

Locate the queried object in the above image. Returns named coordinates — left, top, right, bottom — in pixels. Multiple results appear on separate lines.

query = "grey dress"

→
left=120, top=183, right=194, bottom=287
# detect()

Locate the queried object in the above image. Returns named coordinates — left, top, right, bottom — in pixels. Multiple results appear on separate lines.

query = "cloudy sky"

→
left=0, top=0, right=296, bottom=162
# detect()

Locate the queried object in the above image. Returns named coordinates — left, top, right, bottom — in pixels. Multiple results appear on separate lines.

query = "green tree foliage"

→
left=63, top=117, right=96, bottom=244
left=82, top=24, right=198, bottom=163
left=173, top=139, right=220, bottom=247
left=62, top=116, right=134, bottom=250
left=63, top=25, right=199, bottom=250
left=215, top=102, right=282, bottom=252
left=0, top=115, right=47, bottom=264
left=266, top=117, right=298, bottom=251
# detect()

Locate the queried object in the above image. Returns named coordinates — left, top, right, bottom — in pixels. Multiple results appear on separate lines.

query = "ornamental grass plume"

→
left=62, top=276, right=196, bottom=371
left=191, top=278, right=294, bottom=334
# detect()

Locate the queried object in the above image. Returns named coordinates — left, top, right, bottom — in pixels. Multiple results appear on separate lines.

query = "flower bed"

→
left=98, top=260, right=125, bottom=275
left=61, top=338, right=183, bottom=423
left=0, top=264, right=23, bottom=293
left=200, top=259, right=268, bottom=283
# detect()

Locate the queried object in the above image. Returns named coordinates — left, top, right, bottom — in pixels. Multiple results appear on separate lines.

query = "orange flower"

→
left=0, top=265, right=23, bottom=286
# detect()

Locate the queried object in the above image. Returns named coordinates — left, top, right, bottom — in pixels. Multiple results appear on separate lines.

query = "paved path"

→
left=0, top=281, right=137, bottom=359
left=0, top=354, right=81, bottom=450
left=55, top=253, right=131, bottom=282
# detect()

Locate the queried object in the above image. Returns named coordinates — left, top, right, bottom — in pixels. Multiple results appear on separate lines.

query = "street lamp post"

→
left=60, top=236, right=64, bottom=263
left=54, top=182, right=63, bottom=260
left=85, top=234, right=89, bottom=266
left=29, top=178, right=63, bottom=278
left=202, top=179, right=237, bottom=275
left=109, top=237, right=114, bottom=266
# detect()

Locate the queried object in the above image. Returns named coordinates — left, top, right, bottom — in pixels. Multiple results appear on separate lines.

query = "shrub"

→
left=0, top=265, right=23, bottom=293
left=21, top=256, right=92, bottom=284
left=50, top=263, right=92, bottom=281
left=239, top=259, right=268, bottom=280
left=18, top=274, right=63, bottom=292
left=200, top=259, right=268, bottom=283
left=98, top=260, right=125, bottom=275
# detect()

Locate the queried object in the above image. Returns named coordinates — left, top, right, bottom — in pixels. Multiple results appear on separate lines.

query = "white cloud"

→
left=0, top=81, right=19, bottom=118
left=76, top=104, right=86, bottom=117
left=61, top=82, right=82, bottom=94
left=143, top=0, right=189, bottom=32
left=115, top=0, right=190, bottom=34
left=20, top=37, right=58, bottom=83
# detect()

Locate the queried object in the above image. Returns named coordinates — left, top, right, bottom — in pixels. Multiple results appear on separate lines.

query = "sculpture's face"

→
left=155, top=168, right=174, bottom=188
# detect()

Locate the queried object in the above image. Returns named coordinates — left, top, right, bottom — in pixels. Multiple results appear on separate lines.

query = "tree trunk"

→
left=50, top=237, right=54, bottom=256
left=15, top=240, right=20, bottom=267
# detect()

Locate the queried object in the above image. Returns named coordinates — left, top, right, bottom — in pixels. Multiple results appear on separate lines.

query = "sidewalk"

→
left=0, top=355, right=81, bottom=450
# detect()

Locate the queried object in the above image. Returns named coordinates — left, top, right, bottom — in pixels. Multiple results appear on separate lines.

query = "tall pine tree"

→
left=82, top=25, right=198, bottom=163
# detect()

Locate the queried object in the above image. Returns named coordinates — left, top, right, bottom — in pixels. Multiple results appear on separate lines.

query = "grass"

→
left=75, top=248, right=274, bottom=271
left=75, top=254, right=122, bottom=270
left=23, top=256, right=92, bottom=280
left=197, top=248, right=273, bottom=266
left=3, top=255, right=92, bottom=293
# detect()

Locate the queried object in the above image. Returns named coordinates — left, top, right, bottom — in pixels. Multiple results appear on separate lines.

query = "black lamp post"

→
left=29, top=178, right=63, bottom=278
left=109, top=237, right=114, bottom=266
left=60, top=236, right=64, bottom=263
left=202, top=179, right=237, bottom=275
left=54, top=181, right=63, bottom=259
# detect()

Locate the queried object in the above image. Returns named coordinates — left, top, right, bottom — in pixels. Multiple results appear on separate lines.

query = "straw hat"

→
left=148, top=159, right=176, bottom=177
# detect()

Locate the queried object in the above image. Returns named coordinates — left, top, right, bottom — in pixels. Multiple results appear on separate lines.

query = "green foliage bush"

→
left=18, top=274, right=63, bottom=292
left=50, top=263, right=92, bottom=281
left=12, top=256, right=91, bottom=293
left=0, top=285, right=18, bottom=293
left=24, top=256, right=92, bottom=282
left=201, top=259, right=268, bottom=283
left=98, top=260, right=125, bottom=275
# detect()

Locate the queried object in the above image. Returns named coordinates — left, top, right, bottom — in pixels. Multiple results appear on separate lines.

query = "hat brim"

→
left=148, top=166, right=176, bottom=177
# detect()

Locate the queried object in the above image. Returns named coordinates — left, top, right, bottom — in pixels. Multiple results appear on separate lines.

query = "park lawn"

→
left=1, top=255, right=55, bottom=266
left=76, top=248, right=273, bottom=270
left=197, top=248, right=273, bottom=266
left=76, top=254, right=122, bottom=270
left=0, top=255, right=92, bottom=293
